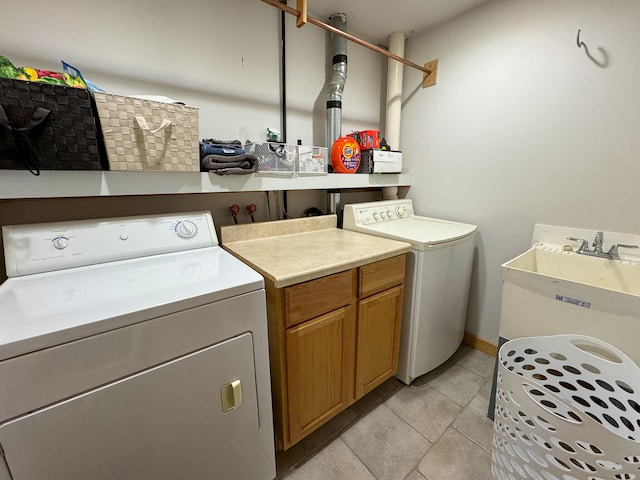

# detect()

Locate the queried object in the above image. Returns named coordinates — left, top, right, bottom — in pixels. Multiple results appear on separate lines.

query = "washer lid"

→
left=360, top=216, right=477, bottom=249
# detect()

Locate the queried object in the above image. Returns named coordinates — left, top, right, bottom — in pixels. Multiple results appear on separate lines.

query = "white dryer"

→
left=0, top=212, right=275, bottom=480
left=343, top=199, right=477, bottom=385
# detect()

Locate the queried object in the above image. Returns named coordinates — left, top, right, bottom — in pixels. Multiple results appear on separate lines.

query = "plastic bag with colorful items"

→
left=0, top=55, right=96, bottom=89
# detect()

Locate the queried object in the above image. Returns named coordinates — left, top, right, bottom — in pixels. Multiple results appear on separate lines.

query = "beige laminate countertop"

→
left=221, top=215, right=411, bottom=288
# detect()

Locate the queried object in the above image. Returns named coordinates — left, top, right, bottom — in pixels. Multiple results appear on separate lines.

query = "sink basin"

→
left=490, top=226, right=640, bottom=422
left=499, top=242, right=640, bottom=367
left=505, top=245, right=640, bottom=295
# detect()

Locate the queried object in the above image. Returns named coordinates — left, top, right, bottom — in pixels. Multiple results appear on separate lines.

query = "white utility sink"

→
left=498, top=224, right=640, bottom=367
left=505, top=245, right=640, bottom=295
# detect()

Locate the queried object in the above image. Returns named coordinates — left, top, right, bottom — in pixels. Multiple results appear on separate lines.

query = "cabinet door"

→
left=355, top=285, right=403, bottom=398
left=286, top=303, right=355, bottom=446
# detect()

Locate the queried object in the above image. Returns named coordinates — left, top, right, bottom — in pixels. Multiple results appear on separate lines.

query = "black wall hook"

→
left=576, top=29, right=586, bottom=49
left=575, top=28, right=609, bottom=68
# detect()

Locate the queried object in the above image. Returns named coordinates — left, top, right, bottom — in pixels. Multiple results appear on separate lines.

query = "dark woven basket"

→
left=0, top=78, right=103, bottom=175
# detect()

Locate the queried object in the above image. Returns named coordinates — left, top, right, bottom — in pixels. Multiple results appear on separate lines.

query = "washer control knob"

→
left=52, top=236, right=69, bottom=250
left=372, top=211, right=379, bottom=221
left=176, top=220, right=198, bottom=239
left=396, top=206, right=408, bottom=218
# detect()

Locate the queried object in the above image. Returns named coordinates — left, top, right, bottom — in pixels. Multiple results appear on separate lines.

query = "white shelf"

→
left=0, top=171, right=412, bottom=199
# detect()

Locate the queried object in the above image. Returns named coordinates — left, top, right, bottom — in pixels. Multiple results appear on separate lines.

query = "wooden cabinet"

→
left=286, top=304, right=356, bottom=444
left=355, top=255, right=405, bottom=398
left=266, top=254, right=406, bottom=451
left=355, top=285, right=403, bottom=398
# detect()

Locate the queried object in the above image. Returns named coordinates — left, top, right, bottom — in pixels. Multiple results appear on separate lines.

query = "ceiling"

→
left=303, top=0, right=490, bottom=45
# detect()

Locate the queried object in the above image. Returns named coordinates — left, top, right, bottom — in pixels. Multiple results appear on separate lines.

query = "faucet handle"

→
left=567, top=237, right=589, bottom=253
left=592, top=231, right=604, bottom=253
left=607, top=243, right=639, bottom=259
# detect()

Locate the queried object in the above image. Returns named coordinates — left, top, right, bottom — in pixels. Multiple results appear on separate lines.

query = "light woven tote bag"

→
left=94, top=92, right=199, bottom=172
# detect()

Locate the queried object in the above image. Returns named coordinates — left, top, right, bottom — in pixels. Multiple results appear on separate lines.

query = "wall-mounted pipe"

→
left=385, top=32, right=405, bottom=152
left=260, top=0, right=433, bottom=76
left=383, top=32, right=406, bottom=201
left=326, top=13, right=347, bottom=151
left=280, top=8, right=289, bottom=218
left=279, top=9, right=287, bottom=144
left=327, top=13, right=347, bottom=218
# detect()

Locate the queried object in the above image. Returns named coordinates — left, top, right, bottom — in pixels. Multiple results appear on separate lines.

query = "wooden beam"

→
left=422, top=59, right=438, bottom=88
left=296, top=0, right=307, bottom=27
left=261, top=0, right=434, bottom=78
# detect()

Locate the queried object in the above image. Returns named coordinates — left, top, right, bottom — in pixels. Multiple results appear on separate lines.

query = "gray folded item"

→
left=201, top=153, right=258, bottom=175
left=201, top=138, right=242, bottom=147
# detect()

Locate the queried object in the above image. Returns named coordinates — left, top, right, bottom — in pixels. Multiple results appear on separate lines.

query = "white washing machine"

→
left=343, top=199, right=477, bottom=385
left=0, top=212, right=275, bottom=480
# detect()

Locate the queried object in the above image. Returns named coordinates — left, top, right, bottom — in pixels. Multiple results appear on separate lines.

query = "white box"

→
left=358, top=150, right=402, bottom=174
left=297, top=146, right=328, bottom=175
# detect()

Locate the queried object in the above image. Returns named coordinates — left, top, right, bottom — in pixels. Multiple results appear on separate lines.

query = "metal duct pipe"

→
left=383, top=31, right=406, bottom=201
left=327, top=13, right=347, bottom=216
left=326, top=13, right=348, bottom=151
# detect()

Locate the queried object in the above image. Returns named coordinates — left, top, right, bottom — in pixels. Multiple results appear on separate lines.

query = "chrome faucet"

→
left=592, top=231, right=604, bottom=254
left=568, top=231, right=639, bottom=260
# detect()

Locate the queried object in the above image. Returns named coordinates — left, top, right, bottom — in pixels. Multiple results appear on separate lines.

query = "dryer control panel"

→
left=3, top=212, right=217, bottom=277
left=343, top=199, right=415, bottom=227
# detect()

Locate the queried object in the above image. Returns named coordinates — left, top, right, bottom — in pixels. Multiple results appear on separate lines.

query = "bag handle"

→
left=134, top=115, right=172, bottom=134
left=0, top=105, right=51, bottom=176
left=568, top=335, right=635, bottom=367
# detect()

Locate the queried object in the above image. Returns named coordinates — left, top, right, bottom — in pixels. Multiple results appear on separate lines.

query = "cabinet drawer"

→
left=285, top=269, right=355, bottom=327
left=359, top=254, right=406, bottom=298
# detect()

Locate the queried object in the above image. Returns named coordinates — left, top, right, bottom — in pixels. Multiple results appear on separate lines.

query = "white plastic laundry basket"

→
left=491, top=334, right=640, bottom=480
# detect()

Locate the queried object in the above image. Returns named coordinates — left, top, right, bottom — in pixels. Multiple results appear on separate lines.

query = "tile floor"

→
left=275, top=344, right=497, bottom=480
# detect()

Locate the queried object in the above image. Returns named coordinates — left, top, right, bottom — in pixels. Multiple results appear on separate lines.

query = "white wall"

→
left=0, top=1, right=385, bottom=279
left=401, top=0, right=640, bottom=343
left=4, top=0, right=282, bottom=140
left=3, top=0, right=383, bottom=147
